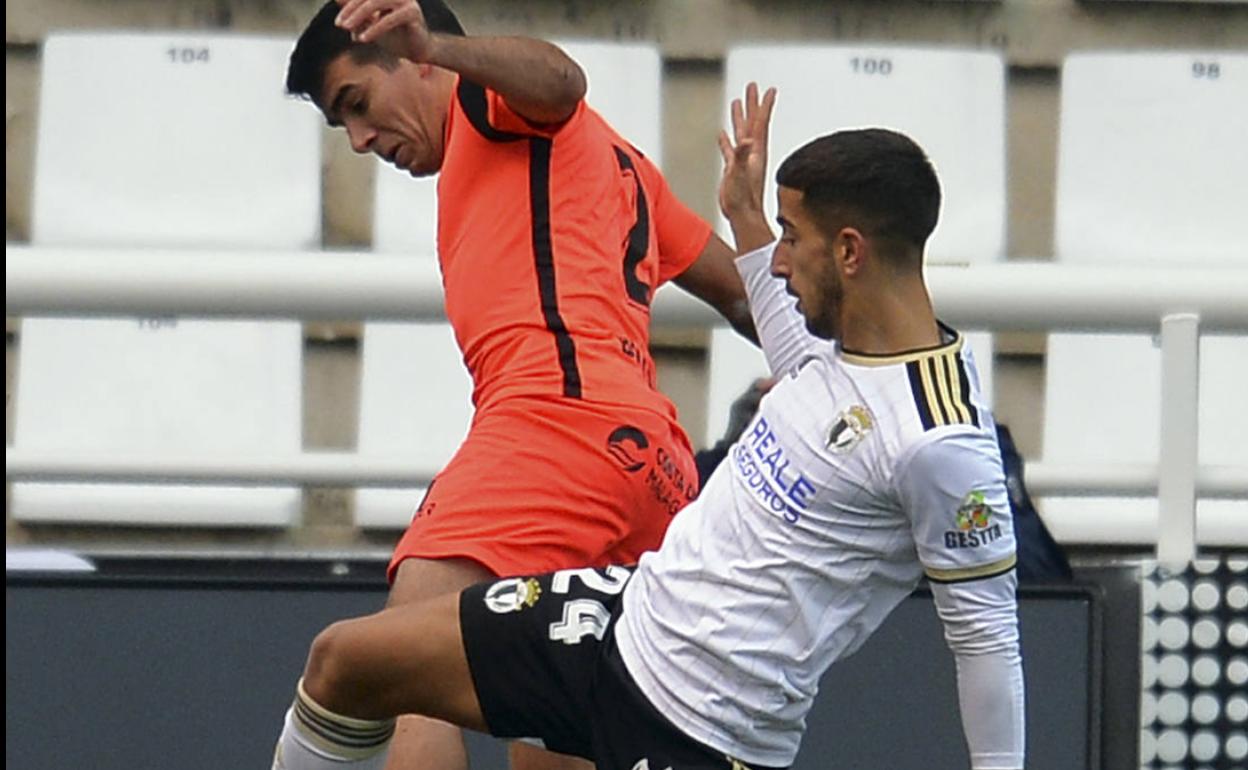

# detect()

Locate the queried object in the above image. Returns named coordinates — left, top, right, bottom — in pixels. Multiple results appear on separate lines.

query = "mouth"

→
left=379, top=144, right=406, bottom=169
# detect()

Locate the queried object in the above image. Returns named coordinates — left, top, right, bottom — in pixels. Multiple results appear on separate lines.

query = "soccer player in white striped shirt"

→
left=615, top=83, right=1025, bottom=768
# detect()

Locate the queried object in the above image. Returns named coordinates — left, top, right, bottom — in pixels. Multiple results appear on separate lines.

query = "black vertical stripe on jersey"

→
left=529, top=137, right=582, bottom=398
left=906, top=361, right=936, bottom=430
left=612, top=147, right=653, bottom=306
left=456, top=79, right=524, bottom=142
left=954, top=352, right=981, bottom=427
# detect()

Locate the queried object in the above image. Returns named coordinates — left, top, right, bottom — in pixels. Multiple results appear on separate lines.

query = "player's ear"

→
left=835, top=228, right=866, bottom=276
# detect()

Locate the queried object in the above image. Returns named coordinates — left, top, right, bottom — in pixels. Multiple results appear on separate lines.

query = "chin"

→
left=803, top=316, right=837, bottom=340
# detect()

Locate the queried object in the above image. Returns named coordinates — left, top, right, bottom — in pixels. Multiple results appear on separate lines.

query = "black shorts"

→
left=459, top=566, right=784, bottom=770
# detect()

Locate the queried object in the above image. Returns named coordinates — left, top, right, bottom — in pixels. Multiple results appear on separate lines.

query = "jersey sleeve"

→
left=931, top=575, right=1026, bottom=769
left=643, top=160, right=712, bottom=284
left=895, top=429, right=1017, bottom=583
left=478, top=83, right=583, bottom=138
left=734, top=241, right=825, bottom=377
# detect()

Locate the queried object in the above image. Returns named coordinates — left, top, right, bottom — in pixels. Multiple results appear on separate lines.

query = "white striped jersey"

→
left=615, top=245, right=1018, bottom=766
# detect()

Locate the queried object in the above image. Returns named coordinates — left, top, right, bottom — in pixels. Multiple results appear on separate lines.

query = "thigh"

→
left=387, top=555, right=494, bottom=608
left=459, top=565, right=634, bottom=759
left=318, top=591, right=489, bottom=733
left=590, top=636, right=773, bottom=770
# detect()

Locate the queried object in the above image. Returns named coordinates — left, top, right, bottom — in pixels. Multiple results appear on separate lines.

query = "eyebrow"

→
left=326, top=84, right=356, bottom=128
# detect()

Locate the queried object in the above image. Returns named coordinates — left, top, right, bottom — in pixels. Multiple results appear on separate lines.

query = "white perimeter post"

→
left=1156, top=313, right=1201, bottom=569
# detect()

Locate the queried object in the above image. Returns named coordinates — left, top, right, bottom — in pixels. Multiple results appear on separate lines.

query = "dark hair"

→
left=775, top=128, right=941, bottom=252
left=286, top=0, right=466, bottom=103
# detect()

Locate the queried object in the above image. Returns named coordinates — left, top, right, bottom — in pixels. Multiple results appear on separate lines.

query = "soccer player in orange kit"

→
left=279, top=2, right=755, bottom=769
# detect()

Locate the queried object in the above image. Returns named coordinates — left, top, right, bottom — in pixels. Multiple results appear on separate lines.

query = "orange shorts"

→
left=387, top=396, right=699, bottom=582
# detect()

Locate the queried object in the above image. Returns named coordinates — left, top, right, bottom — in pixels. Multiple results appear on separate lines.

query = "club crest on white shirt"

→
left=826, top=405, right=874, bottom=453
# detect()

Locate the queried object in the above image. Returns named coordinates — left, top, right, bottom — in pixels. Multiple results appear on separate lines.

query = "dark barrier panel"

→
left=6, top=556, right=1100, bottom=769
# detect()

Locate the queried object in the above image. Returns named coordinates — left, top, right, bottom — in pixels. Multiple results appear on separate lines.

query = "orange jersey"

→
left=436, top=78, right=711, bottom=415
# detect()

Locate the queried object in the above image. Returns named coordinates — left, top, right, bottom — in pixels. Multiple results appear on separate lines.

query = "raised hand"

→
left=718, top=82, right=777, bottom=253
left=335, top=0, right=434, bottom=63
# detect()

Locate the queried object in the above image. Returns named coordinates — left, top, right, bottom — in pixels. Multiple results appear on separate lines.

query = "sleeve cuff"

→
left=734, top=240, right=777, bottom=278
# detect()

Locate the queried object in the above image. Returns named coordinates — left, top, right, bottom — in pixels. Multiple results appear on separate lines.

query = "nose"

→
left=770, top=247, right=790, bottom=278
left=344, top=119, right=376, bottom=154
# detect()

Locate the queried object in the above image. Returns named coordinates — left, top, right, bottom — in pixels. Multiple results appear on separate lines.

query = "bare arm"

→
left=423, top=35, right=585, bottom=124
left=335, top=0, right=586, bottom=124
left=672, top=234, right=759, bottom=344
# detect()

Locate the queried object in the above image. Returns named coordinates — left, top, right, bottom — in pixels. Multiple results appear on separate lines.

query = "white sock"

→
left=271, top=679, right=394, bottom=770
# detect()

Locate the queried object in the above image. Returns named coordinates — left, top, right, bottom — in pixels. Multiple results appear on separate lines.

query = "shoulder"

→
left=901, top=427, right=1002, bottom=478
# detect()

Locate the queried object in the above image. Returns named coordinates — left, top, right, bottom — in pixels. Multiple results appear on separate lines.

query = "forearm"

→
left=425, top=34, right=585, bottom=122
left=672, top=235, right=758, bottom=344
left=931, top=577, right=1026, bottom=770
left=952, top=647, right=1026, bottom=770
left=735, top=242, right=820, bottom=376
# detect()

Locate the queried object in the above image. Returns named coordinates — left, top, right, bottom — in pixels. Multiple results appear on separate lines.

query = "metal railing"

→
left=7, top=245, right=1248, bottom=566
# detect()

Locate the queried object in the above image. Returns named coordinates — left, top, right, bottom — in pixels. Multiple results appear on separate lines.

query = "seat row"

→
left=10, top=33, right=1247, bottom=542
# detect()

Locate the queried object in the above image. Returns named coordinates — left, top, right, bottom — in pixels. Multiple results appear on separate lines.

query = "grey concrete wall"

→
left=6, top=0, right=1247, bottom=550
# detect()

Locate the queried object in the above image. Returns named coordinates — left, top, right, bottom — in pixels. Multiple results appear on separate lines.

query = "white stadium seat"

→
left=1042, top=51, right=1248, bottom=545
left=12, top=33, right=319, bottom=526
left=709, top=44, right=1007, bottom=446
left=355, top=41, right=664, bottom=528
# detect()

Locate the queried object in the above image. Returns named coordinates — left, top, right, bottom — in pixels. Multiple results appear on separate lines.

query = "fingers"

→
left=724, top=83, right=776, bottom=166
left=757, top=86, right=776, bottom=146
left=719, top=131, right=757, bottom=176
left=336, top=0, right=420, bottom=41
left=354, top=4, right=419, bottom=43
left=718, top=129, right=735, bottom=167
left=730, top=97, right=747, bottom=146
left=335, top=0, right=382, bottom=29
left=740, top=82, right=775, bottom=147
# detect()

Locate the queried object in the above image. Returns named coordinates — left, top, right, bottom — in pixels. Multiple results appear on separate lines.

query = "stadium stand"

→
left=355, top=41, right=665, bottom=527
left=1041, top=51, right=1248, bottom=545
left=707, top=44, right=1007, bottom=448
left=11, top=32, right=319, bottom=526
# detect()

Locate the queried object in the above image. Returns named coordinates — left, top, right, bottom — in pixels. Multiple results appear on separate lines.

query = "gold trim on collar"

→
left=840, top=327, right=963, bottom=367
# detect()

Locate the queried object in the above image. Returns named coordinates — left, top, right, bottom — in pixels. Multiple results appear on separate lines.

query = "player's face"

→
left=320, top=53, right=447, bottom=177
left=772, top=186, right=844, bottom=340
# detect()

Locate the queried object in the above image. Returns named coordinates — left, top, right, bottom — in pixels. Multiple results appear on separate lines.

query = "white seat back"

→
left=723, top=45, right=1006, bottom=265
left=32, top=33, right=320, bottom=249
left=356, top=42, right=663, bottom=528
left=1042, top=52, right=1248, bottom=544
left=709, top=44, right=1006, bottom=446
left=13, top=33, right=318, bottom=526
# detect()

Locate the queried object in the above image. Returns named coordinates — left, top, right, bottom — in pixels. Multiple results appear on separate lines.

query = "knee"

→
left=303, top=618, right=380, bottom=717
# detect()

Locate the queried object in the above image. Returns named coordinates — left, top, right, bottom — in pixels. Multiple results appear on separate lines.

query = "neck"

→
left=838, top=275, right=940, bottom=355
